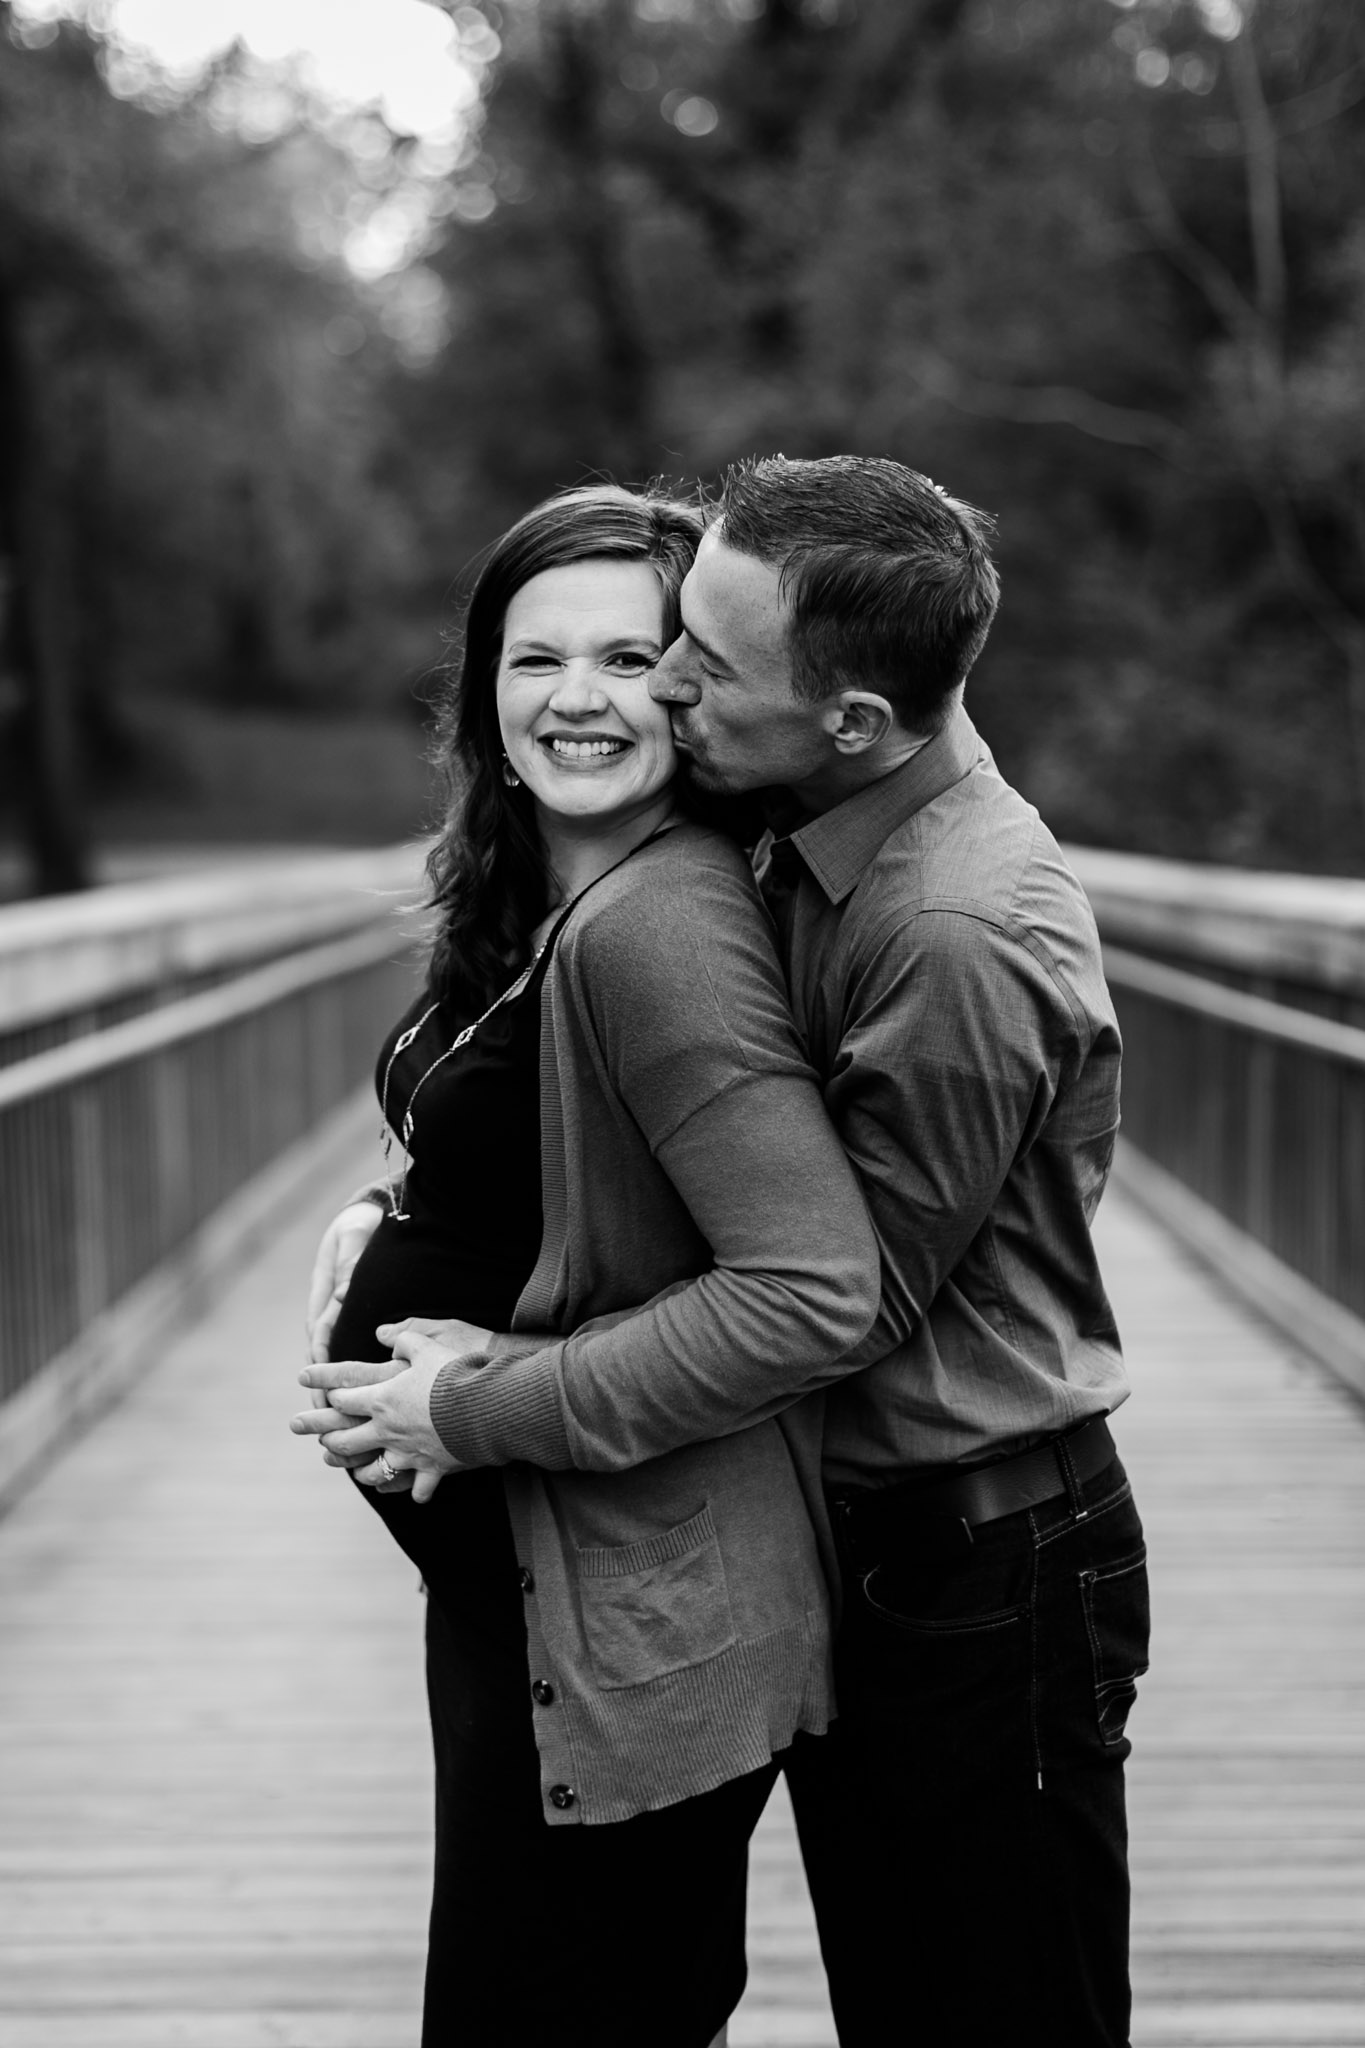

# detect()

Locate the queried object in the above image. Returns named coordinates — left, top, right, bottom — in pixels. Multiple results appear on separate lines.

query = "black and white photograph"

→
left=1, top=0, right=1363, bottom=2042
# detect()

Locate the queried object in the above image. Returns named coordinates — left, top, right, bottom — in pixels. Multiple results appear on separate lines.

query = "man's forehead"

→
left=687, top=529, right=788, bottom=627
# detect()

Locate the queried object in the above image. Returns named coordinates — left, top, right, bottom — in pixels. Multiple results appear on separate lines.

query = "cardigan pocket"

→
left=576, top=1504, right=737, bottom=1690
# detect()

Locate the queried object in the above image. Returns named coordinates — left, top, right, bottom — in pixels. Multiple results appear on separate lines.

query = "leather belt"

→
left=834, top=1414, right=1117, bottom=1557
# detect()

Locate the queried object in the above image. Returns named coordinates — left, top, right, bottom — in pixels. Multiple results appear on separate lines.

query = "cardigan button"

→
left=548, top=1784, right=576, bottom=1811
left=518, top=1567, right=535, bottom=1594
left=531, top=1679, right=555, bottom=1707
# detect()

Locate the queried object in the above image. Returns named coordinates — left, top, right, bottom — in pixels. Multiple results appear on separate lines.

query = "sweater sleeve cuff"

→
left=430, top=1349, right=573, bottom=1470
left=485, top=1329, right=555, bottom=1362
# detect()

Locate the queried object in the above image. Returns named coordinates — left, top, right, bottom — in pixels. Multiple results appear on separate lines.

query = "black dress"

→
left=329, top=952, right=777, bottom=2048
left=328, top=956, right=546, bottom=1616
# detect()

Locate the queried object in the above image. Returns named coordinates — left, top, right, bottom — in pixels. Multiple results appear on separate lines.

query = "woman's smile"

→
left=540, top=731, right=633, bottom=764
left=496, top=558, right=677, bottom=836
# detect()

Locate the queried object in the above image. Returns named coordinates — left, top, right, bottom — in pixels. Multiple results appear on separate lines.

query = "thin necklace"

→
left=379, top=943, right=548, bottom=1222
left=379, top=817, right=677, bottom=1220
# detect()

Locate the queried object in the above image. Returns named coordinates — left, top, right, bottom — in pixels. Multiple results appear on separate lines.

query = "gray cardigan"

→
left=429, top=822, right=879, bottom=1824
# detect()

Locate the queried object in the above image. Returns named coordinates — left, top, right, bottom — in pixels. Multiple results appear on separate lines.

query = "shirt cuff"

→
left=429, top=1349, right=573, bottom=1470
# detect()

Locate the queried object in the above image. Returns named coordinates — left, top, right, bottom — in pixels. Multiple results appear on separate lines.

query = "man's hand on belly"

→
left=378, top=1313, right=495, bottom=1356
left=293, top=1338, right=470, bottom=1503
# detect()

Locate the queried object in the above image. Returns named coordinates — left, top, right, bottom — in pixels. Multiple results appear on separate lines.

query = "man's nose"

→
left=649, top=646, right=702, bottom=707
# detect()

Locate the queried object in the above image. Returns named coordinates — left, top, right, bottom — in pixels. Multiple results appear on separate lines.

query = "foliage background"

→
left=2, top=0, right=1363, bottom=893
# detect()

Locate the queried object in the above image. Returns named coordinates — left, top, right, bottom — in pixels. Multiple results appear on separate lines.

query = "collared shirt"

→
left=756, top=706, right=1128, bottom=1483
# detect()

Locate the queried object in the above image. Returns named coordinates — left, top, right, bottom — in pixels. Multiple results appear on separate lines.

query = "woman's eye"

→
left=609, top=652, right=655, bottom=672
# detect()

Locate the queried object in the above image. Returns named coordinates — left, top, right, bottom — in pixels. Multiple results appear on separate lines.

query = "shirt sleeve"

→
left=428, top=855, right=882, bottom=1472
left=825, top=906, right=1085, bottom=1365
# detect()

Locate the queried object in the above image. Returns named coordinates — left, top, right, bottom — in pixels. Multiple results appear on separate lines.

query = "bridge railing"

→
left=0, top=850, right=426, bottom=1503
left=1070, top=847, right=1365, bottom=1395
left=5, top=838, right=1360, bottom=1503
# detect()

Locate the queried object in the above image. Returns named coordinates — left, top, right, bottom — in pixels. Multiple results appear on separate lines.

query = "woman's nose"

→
left=548, top=662, right=609, bottom=712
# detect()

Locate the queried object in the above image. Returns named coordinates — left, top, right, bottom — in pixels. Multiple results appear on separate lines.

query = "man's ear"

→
left=820, top=691, right=897, bottom=755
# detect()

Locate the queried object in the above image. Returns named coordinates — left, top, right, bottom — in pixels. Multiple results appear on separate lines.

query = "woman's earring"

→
left=501, top=754, right=521, bottom=788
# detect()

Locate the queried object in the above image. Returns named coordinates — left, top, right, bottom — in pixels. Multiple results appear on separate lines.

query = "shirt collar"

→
left=785, top=705, right=984, bottom=905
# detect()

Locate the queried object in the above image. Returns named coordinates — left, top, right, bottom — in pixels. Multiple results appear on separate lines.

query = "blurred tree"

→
left=0, top=1, right=124, bottom=890
left=3, top=0, right=1362, bottom=883
left=931, top=0, right=1365, bottom=866
left=0, top=9, right=427, bottom=892
left=410, top=0, right=1365, bottom=871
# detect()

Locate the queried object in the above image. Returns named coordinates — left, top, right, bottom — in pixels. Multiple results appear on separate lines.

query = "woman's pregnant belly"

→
left=327, top=1212, right=533, bottom=1365
left=322, top=1212, right=532, bottom=1627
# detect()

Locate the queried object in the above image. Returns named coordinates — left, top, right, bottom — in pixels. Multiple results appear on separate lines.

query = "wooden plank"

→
left=1097, top=1191, right=1365, bottom=2048
left=0, top=2021, right=419, bottom=2048
left=0, top=1164, right=432, bottom=2048
left=2, top=1164, right=1364, bottom=2048
left=730, top=1777, right=836, bottom=2047
left=1114, top=1140, right=1365, bottom=1404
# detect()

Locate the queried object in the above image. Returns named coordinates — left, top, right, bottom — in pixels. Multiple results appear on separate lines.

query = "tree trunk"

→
left=0, top=287, right=90, bottom=895
left=546, top=11, right=655, bottom=471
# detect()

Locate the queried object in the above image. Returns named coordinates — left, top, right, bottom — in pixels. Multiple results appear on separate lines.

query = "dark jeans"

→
left=785, top=1452, right=1149, bottom=2048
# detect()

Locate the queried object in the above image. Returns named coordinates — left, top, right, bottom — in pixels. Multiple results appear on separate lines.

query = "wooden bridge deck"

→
left=0, top=1166, right=1362, bottom=2046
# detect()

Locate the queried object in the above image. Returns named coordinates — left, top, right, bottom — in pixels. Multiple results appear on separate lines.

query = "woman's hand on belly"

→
left=293, top=1344, right=469, bottom=1505
left=305, top=1199, right=386, bottom=1364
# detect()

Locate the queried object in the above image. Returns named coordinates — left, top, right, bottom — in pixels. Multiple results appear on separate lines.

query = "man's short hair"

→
left=717, top=454, right=1001, bottom=731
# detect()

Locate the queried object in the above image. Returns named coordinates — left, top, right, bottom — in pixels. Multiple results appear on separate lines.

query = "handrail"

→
left=0, top=923, right=403, bottom=1110
left=0, top=870, right=417, bottom=1497
left=1102, top=944, right=1365, bottom=1068
left=1069, top=844, right=1365, bottom=991
left=0, top=844, right=428, bottom=1033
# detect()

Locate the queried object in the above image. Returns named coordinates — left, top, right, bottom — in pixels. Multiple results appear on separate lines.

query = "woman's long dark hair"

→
left=426, top=484, right=706, bottom=1008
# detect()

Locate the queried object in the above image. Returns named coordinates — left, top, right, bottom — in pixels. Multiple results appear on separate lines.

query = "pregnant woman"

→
left=292, top=485, right=879, bottom=2048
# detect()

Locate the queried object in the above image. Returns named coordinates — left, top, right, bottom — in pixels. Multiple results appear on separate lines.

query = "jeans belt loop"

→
left=1054, top=1433, right=1089, bottom=1520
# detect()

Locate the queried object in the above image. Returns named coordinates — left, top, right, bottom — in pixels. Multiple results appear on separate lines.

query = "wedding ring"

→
left=377, top=1454, right=398, bottom=1485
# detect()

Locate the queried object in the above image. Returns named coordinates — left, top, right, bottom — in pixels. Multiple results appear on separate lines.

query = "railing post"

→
left=1244, top=976, right=1275, bottom=1247
left=152, top=1041, right=193, bottom=1258
left=69, top=1082, right=108, bottom=1334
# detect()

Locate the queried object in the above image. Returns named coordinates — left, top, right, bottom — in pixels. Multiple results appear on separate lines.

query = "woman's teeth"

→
left=547, top=738, right=628, bottom=759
